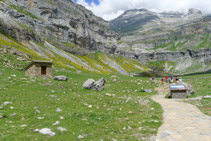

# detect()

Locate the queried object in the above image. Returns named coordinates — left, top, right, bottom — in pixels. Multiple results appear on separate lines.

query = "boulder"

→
left=83, top=79, right=95, bottom=89
left=53, top=75, right=68, bottom=81
left=83, top=78, right=106, bottom=91
left=0, top=72, right=3, bottom=76
left=181, top=82, right=194, bottom=96
left=95, top=78, right=106, bottom=91
left=144, top=89, right=152, bottom=93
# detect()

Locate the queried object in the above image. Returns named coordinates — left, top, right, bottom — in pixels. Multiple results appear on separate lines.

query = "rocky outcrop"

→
left=0, top=0, right=119, bottom=54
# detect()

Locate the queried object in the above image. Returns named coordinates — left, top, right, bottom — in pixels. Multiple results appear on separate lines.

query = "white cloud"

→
left=76, top=0, right=211, bottom=21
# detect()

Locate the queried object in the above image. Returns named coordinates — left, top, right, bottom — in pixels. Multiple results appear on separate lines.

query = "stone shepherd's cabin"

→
left=25, top=60, right=52, bottom=77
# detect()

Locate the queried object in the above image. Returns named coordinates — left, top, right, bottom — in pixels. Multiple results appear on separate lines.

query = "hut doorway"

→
left=41, top=66, right=47, bottom=75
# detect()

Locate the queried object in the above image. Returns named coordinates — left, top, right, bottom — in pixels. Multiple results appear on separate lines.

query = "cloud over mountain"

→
left=75, top=0, right=211, bottom=21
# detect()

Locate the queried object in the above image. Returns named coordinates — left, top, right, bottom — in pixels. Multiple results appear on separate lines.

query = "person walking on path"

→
left=161, top=77, right=164, bottom=84
left=165, top=76, right=168, bottom=83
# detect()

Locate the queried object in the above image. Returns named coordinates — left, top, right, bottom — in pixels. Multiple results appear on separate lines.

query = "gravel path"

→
left=152, top=86, right=211, bottom=141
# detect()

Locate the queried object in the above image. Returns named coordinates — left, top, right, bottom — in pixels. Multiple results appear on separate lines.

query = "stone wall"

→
left=25, top=63, right=52, bottom=77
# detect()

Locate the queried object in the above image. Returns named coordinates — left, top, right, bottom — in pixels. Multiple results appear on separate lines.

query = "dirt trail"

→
left=152, top=84, right=211, bottom=141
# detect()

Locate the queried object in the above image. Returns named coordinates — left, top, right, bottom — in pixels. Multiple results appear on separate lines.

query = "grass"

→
left=182, top=74, right=211, bottom=116
left=0, top=53, right=163, bottom=140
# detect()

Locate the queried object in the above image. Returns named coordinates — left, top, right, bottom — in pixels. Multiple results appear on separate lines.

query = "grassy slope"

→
left=0, top=52, right=162, bottom=140
left=183, top=74, right=211, bottom=116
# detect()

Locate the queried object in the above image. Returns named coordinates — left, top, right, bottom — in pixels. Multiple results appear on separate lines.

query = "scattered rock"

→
left=57, top=127, right=67, bottom=132
left=83, top=79, right=95, bottom=89
left=83, top=78, right=106, bottom=91
left=144, top=89, right=152, bottom=93
left=52, top=121, right=60, bottom=126
left=0, top=72, right=3, bottom=76
left=88, top=105, right=93, bottom=108
left=125, top=97, right=131, bottom=103
left=20, top=124, right=27, bottom=127
left=78, top=135, right=84, bottom=139
left=181, top=82, right=194, bottom=95
left=54, top=75, right=68, bottom=81
left=60, top=116, right=64, bottom=120
left=35, top=109, right=40, bottom=114
left=203, top=95, right=211, bottom=99
left=39, top=128, right=56, bottom=136
left=10, top=106, right=14, bottom=109
left=37, top=117, right=44, bottom=119
left=105, top=93, right=115, bottom=97
left=112, top=79, right=117, bottom=83
left=3, top=102, right=13, bottom=106
left=10, top=113, right=17, bottom=117
left=50, top=95, right=57, bottom=98
left=56, top=108, right=62, bottom=112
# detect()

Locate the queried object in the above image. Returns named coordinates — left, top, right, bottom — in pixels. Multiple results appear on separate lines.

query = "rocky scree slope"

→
left=0, top=0, right=148, bottom=75
left=110, top=9, right=211, bottom=74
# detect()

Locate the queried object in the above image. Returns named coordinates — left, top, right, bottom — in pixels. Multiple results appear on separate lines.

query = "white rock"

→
left=52, top=121, right=60, bottom=126
left=35, top=109, right=40, bottom=114
left=10, top=113, right=17, bottom=117
left=88, top=105, right=92, bottom=108
left=39, top=128, right=56, bottom=136
left=37, top=117, right=44, bottom=119
left=204, top=95, right=211, bottom=99
left=11, top=75, right=16, bottom=77
left=34, top=129, right=40, bottom=132
left=21, top=124, right=27, bottom=127
left=78, top=135, right=84, bottom=139
left=3, top=102, right=13, bottom=106
left=10, top=106, right=14, bottom=109
left=57, top=127, right=67, bottom=132
left=60, top=116, right=64, bottom=120
left=56, top=108, right=62, bottom=112
left=50, top=95, right=57, bottom=98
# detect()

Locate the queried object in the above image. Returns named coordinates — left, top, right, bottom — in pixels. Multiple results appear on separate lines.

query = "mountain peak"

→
left=188, top=8, right=202, bottom=15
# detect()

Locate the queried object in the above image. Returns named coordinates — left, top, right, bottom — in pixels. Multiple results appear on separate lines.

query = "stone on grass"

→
left=0, top=72, right=3, bottom=76
left=50, top=95, right=57, bottom=98
left=181, top=82, right=194, bottom=95
left=83, top=79, right=95, bottom=89
left=35, top=109, right=40, bottom=114
left=54, top=75, right=68, bottom=81
left=95, top=78, right=106, bottom=91
left=10, top=113, right=17, bottom=117
left=203, top=95, right=211, bottom=99
left=39, top=128, right=56, bottom=136
left=83, top=78, right=106, bottom=91
left=52, top=121, right=60, bottom=126
left=78, top=135, right=84, bottom=139
left=56, top=108, right=62, bottom=112
left=37, top=117, right=44, bottom=119
left=3, top=102, right=13, bottom=106
left=57, top=127, right=67, bottom=132
left=144, top=89, right=152, bottom=93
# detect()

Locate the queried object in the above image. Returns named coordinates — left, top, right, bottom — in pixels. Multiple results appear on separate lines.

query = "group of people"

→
left=161, top=76, right=181, bottom=83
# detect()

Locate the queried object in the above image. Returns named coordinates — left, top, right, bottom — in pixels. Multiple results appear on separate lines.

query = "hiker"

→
left=161, top=77, right=164, bottom=83
left=171, top=76, right=174, bottom=82
left=175, top=76, right=179, bottom=83
left=165, top=76, right=168, bottom=83
left=151, top=77, right=155, bottom=81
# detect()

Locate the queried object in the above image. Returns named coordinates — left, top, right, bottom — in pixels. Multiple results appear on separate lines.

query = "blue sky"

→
left=73, top=0, right=99, bottom=5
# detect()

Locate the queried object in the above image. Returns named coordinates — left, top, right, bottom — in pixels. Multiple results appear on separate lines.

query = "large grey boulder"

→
left=53, top=75, right=68, bottom=81
left=181, top=82, right=194, bottom=96
left=83, top=78, right=106, bottom=91
left=83, top=79, right=95, bottom=89
left=94, top=78, right=106, bottom=91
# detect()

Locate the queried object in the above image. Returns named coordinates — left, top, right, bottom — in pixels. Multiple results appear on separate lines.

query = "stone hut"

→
left=25, top=60, right=52, bottom=77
